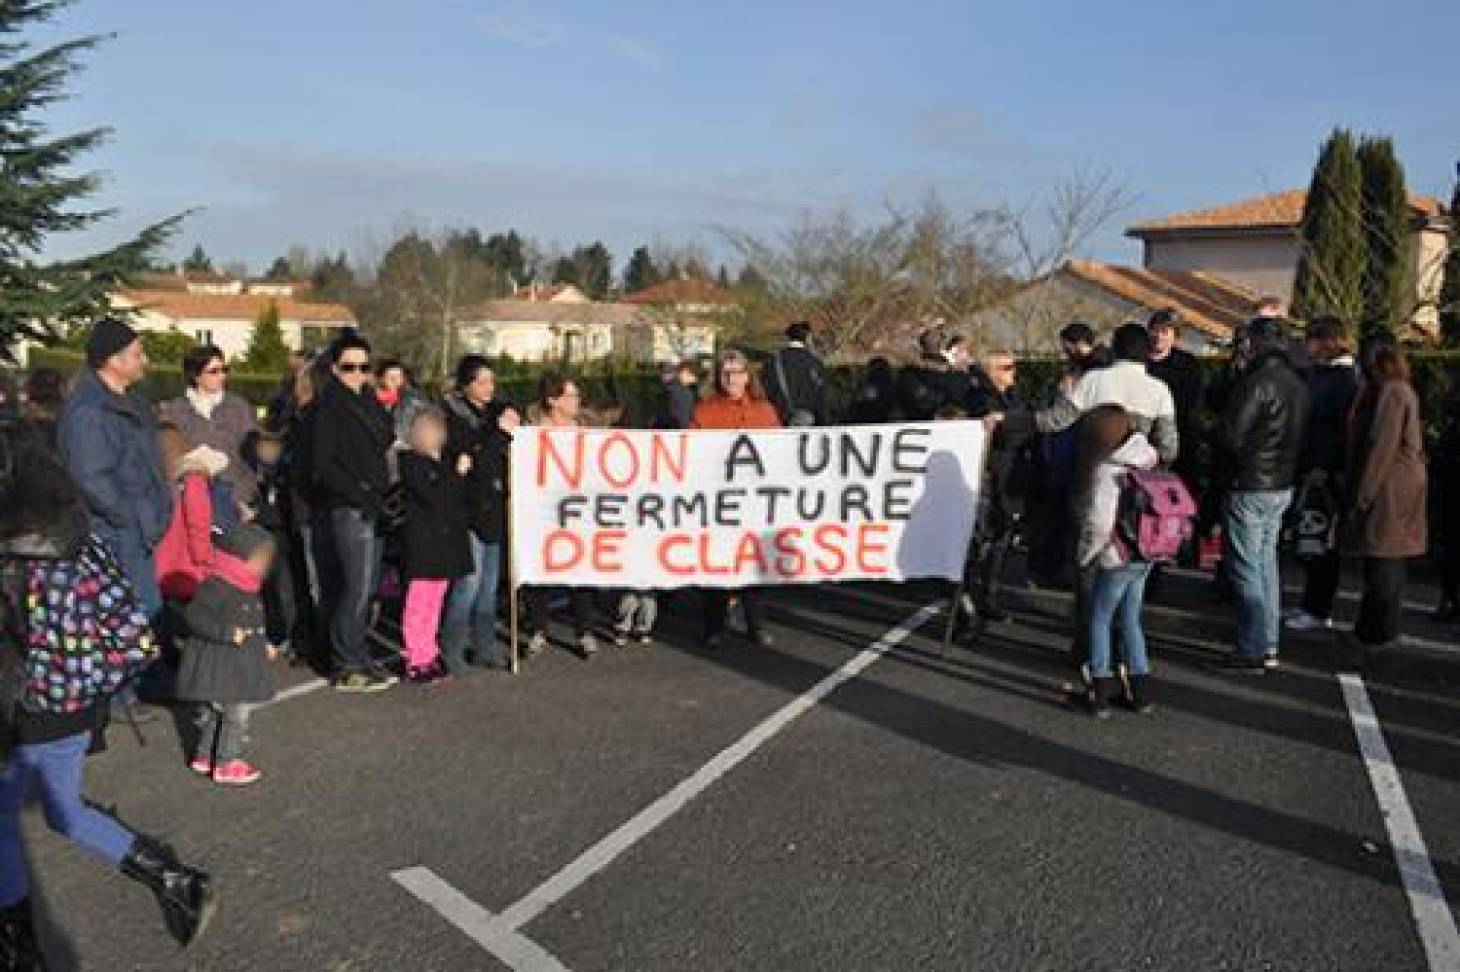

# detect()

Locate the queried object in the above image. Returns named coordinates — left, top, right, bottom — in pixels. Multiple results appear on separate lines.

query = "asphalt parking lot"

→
left=21, top=568, right=1460, bottom=971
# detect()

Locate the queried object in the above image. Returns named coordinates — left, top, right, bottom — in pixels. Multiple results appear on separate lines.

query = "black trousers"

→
left=1355, top=557, right=1406, bottom=647
left=524, top=587, right=594, bottom=639
left=966, top=507, right=1017, bottom=612
left=1299, top=549, right=1342, bottom=621
left=703, top=588, right=768, bottom=638
left=262, top=532, right=300, bottom=646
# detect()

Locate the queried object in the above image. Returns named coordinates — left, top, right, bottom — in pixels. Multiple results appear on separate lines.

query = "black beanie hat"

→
left=216, top=523, right=274, bottom=562
left=85, top=316, right=139, bottom=368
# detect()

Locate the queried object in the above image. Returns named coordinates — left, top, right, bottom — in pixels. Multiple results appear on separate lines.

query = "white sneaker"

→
left=1284, top=609, right=1332, bottom=632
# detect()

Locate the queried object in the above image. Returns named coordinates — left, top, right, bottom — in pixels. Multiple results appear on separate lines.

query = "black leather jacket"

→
left=1220, top=351, right=1310, bottom=491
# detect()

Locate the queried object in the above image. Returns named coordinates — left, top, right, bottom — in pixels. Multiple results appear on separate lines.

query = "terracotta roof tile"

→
left=1063, top=260, right=1261, bottom=339
left=117, top=289, right=355, bottom=323
left=1128, top=188, right=1447, bottom=235
left=623, top=279, right=738, bottom=306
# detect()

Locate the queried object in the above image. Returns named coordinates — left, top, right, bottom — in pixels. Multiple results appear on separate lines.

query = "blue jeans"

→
left=0, top=732, right=137, bottom=907
left=94, top=524, right=162, bottom=702
left=441, top=535, right=503, bottom=670
left=329, top=508, right=383, bottom=675
left=94, top=523, right=161, bottom=626
left=1224, top=488, right=1292, bottom=659
left=1086, top=562, right=1153, bottom=678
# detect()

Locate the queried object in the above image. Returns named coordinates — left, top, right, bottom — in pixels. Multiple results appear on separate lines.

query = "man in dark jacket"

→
left=1145, top=309, right=1205, bottom=487
left=310, top=333, right=396, bottom=692
left=58, top=317, right=173, bottom=625
left=764, top=320, right=828, bottom=426
left=1217, top=317, right=1309, bottom=673
left=441, top=354, right=518, bottom=672
left=961, top=351, right=1037, bottom=627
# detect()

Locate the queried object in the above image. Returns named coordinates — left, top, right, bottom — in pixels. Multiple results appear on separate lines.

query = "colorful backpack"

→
left=1114, top=468, right=1198, bottom=564
left=14, top=535, right=157, bottom=714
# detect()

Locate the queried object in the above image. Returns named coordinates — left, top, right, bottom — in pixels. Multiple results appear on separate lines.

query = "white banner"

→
left=509, top=422, right=985, bottom=590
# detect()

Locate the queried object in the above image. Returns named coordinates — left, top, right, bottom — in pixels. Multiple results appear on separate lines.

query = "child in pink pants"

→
left=398, top=408, right=474, bottom=685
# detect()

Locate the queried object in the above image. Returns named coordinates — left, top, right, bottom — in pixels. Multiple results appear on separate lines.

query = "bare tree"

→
left=357, top=225, right=500, bottom=379
left=719, top=192, right=1018, bottom=360
left=989, top=165, right=1136, bottom=351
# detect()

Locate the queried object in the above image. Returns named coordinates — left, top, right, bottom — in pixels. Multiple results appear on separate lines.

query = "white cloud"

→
left=475, top=6, right=666, bottom=71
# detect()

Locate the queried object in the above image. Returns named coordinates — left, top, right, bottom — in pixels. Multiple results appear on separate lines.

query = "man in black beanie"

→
left=58, top=316, right=172, bottom=629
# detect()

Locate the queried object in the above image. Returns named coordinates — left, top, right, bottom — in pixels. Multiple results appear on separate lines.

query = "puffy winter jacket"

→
left=1220, top=351, right=1309, bottom=491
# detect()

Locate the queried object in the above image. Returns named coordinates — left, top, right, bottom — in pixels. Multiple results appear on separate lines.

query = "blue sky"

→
left=34, top=0, right=1460, bottom=273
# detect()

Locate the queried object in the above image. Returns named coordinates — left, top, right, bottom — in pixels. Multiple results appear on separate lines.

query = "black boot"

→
left=0, top=897, right=47, bottom=971
left=120, top=836, right=217, bottom=947
left=1118, top=668, right=1155, bottom=714
left=1086, top=676, right=1116, bottom=720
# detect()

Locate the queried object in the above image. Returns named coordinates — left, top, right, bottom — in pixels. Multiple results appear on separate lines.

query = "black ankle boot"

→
left=0, top=897, right=47, bottom=971
left=120, top=836, right=217, bottom=947
left=1119, top=670, right=1155, bottom=714
left=1087, top=676, right=1116, bottom=719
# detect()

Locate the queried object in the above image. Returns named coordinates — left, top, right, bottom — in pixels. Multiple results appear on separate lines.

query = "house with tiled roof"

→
left=621, top=279, right=738, bottom=360
left=113, top=276, right=355, bottom=360
left=511, top=282, right=589, bottom=303
left=456, top=292, right=720, bottom=364
left=972, top=260, right=1254, bottom=355
left=1127, top=188, right=1451, bottom=334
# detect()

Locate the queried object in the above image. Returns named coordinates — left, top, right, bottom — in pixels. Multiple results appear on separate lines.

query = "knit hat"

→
left=215, top=523, right=274, bottom=562
left=85, top=316, right=139, bottom=368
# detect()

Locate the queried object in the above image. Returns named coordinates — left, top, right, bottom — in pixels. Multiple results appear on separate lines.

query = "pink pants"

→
left=402, top=579, right=449, bottom=671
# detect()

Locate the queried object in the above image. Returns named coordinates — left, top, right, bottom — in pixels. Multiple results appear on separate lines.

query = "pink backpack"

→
left=1114, top=468, right=1197, bottom=564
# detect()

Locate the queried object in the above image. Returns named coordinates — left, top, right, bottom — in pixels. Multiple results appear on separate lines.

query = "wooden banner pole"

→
left=507, top=483, right=520, bottom=675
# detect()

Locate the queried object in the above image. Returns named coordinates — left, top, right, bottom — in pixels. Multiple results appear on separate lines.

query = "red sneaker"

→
left=212, top=760, right=263, bottom=786
left=188, top=757, right=213, bottom=776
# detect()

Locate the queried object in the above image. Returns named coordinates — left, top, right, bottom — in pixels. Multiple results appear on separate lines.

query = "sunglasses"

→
left=337, top=362, right=371, bottom=374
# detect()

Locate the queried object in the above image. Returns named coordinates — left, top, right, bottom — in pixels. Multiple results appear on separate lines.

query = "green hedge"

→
left=25, top=347, right=285, bottom=409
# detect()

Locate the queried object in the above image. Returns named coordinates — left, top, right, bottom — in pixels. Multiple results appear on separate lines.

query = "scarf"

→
left=186, top=386, right=225, bottom=420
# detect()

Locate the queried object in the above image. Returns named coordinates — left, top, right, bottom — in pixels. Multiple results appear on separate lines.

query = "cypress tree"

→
left=1292, top=129, right=1367, bottom=333
left=623, top=245, right=661, bottom=295
left=1358, top=136, right=1412, bottom=333
left=242, top=301, right=289, bottom=373
left=1441, top=173, right=1460, bottom=347
left=0, top=1, right=181, bottom=359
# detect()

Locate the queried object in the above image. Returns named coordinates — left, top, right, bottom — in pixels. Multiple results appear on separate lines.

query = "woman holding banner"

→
left=691, top=349, right=783, bottom=649
left=522, top=373, right=601, bottom=660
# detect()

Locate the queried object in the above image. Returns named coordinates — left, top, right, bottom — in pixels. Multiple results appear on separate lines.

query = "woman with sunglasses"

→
left=691, top=349, right=783, bottom=649
left=160, top=344, right=259, bottom=523
left=522, top=372, right=600, bottom=660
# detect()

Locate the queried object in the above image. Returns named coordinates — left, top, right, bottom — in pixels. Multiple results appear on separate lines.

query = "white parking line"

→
left=1338, top=673, right=1460, bottom=972
left=393, top=601, right=941, bottom=971
left=261, top=677, right=328, bottom=707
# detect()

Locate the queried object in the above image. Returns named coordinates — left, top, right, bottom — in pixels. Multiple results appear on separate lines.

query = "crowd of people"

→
left=0, top=302, right=1455, bottom=965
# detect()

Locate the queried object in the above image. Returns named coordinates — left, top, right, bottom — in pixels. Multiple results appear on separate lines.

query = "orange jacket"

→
left=690, top=394, right=782, bottom=431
